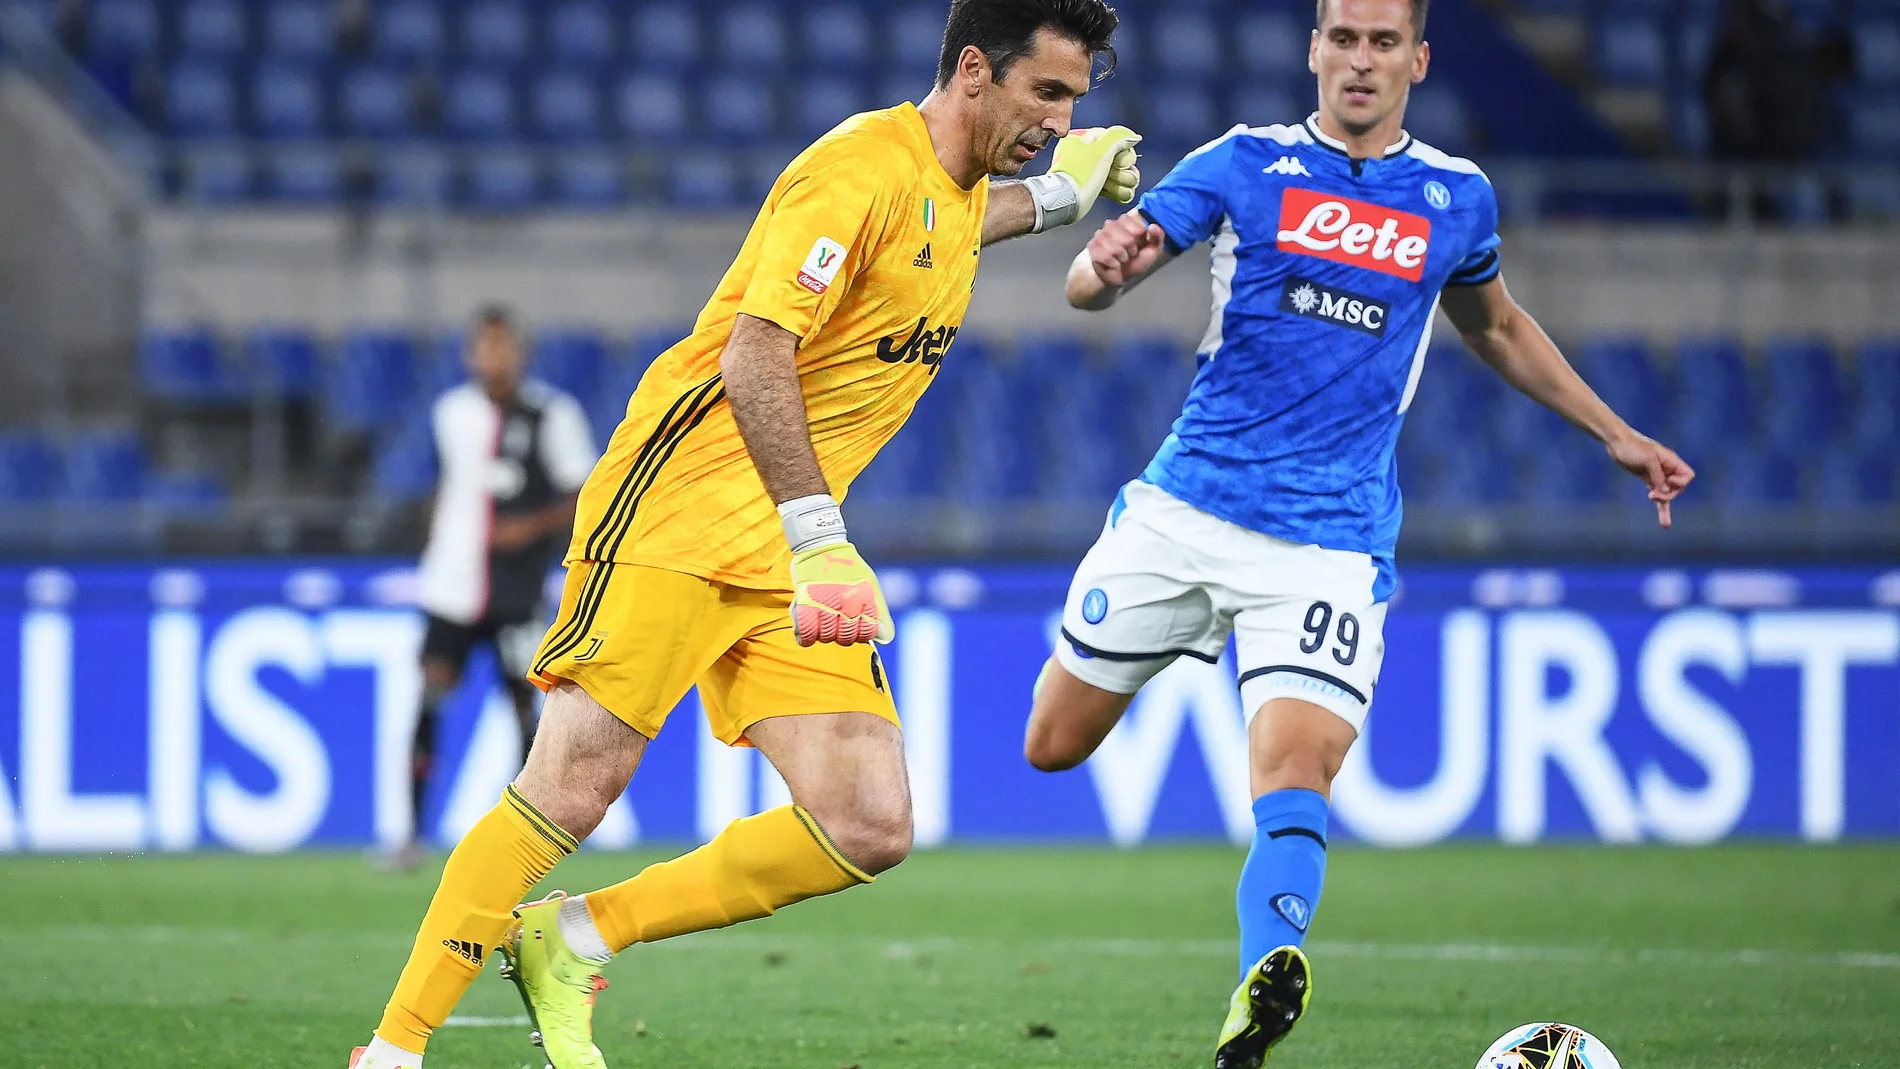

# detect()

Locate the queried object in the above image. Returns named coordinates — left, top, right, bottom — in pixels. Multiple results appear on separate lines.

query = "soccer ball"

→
left=1475, top=1022, right=1621, bottom=1069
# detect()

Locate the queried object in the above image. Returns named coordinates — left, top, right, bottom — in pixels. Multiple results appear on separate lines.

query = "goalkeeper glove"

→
left=1023, top=125, right=1143, bottom=233
left=779, top=494, right=893, bottom=647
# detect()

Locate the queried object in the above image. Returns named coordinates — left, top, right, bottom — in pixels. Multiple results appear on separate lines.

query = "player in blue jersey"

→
left=1021, top=0, right=1695, bottom=1065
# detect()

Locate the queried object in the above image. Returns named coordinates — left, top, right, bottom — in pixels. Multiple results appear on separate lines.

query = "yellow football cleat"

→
left=498, top=891, right=610, bottom=1069
left=1214, top=945, right=1312, bottom=1069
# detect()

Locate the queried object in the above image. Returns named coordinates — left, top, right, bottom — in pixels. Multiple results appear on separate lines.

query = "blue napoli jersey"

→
left=1135, top=116, right=1502, bottom=574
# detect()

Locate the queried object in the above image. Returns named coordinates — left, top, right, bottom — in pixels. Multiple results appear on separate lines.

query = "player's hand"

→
left=1087, top=210, right=1169, bottom=288
left=789, top=541, right=894, bottom=647
left=1606, top=431, right=1695, bottom=528
left=1049, top=125, right=1143, bottom=219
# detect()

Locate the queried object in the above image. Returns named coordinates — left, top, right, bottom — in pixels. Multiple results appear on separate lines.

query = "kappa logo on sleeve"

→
left=797, top=236, right=848, bottom=294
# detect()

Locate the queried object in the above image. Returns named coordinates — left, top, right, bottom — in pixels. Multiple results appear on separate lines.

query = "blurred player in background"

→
left=1022, top=0, right=1695, bottom=1065
left=348, top=2, right=1142, bottom=1066
left=394, top=306, right=598, bottom=870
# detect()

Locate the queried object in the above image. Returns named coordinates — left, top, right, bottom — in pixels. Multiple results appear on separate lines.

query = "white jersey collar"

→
left=1303, top=113, right=1413, bottom=158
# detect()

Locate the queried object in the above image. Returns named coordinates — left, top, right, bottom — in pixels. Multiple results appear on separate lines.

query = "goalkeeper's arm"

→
left=982, top=125, right=1144, bottom=246
left=720, top=313, right=891, bottom=646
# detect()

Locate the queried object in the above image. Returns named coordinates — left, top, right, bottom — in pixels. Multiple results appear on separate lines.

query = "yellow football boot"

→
left=497, top=891, right=610, bottom=1069
left=1214, top=945, right=1311, bottom=1069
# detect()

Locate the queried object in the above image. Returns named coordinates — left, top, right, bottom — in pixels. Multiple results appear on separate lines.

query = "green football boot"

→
left=1213, top=945, right=1311, bottom=1069
left=497, top=891, right=610, bottom=1069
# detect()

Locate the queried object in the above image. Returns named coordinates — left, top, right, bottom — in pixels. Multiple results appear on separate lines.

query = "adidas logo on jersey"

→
left=912, top=243, right=933, bottom=268
left=1264, top=156, right=1312, bottom=177
left=441, top=938, right=485, bottom=965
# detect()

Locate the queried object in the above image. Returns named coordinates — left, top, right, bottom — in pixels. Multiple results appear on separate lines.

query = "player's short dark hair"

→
left=1316, top=0, right=1430, bottom=39
left=475, top=304, right=514, bottom=333
left=935, top=0, right=1119, bottom=88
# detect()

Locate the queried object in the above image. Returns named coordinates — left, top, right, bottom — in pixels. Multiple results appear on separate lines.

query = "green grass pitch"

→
left=5, top=844, right=1897, bottom=1068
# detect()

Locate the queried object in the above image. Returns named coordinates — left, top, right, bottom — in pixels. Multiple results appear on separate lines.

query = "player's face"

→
left=979, top=27, right=1094, bottom=177
left=466, top=323, right=522, bottom=397
left=1311, top=0, right=1429, bottom=136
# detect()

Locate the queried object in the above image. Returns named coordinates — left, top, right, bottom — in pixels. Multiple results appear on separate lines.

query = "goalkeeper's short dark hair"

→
left=935, top=0, right=1119, bottom=88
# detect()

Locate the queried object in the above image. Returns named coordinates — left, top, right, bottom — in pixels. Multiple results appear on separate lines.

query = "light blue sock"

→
left=1235, top=788, right=1329, bottom=978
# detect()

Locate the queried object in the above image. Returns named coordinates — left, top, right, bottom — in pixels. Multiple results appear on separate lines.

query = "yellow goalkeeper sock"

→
left=375, top=784, right=577, bottom=1052
left=584, top=804, right=870, bottom=952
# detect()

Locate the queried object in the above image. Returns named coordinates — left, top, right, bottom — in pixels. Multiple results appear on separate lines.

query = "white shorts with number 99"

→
left=1054, top=480, right=1391, bottom=731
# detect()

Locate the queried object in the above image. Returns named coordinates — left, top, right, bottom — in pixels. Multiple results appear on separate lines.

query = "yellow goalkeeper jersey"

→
left=568, top=103, right=988, bottom=588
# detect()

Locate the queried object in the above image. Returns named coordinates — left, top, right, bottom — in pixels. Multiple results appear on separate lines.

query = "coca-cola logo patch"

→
left=1276, top=187, right=1431, bottom=282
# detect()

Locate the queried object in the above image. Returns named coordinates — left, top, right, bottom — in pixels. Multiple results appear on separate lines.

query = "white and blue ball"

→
left=1475, top=1022, right=1621, bottom=1069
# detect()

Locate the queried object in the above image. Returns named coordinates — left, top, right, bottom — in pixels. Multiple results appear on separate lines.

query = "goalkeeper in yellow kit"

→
left=347, top=2, right=1141, bottom=1067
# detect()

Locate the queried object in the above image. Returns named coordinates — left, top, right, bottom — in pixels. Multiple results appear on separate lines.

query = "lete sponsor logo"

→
left=797, top=236, right=848, bottom=295
left=1276, top=187, right=1431, bottom=282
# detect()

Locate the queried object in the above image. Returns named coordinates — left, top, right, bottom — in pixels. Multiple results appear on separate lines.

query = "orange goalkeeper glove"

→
left=779, top=494, right=893, bottom=647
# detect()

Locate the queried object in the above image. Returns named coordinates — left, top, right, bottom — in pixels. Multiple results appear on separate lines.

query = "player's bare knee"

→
left=1023, top=723, right=1086, bottom=772
left=816, top=801, right=912, bottom=875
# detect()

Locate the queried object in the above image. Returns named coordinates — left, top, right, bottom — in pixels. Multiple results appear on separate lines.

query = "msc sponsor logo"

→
left=876, top=316, right=959, bottom=374
left=1281, top=276, right=1390, bottom=336
left=1276, top=187, right=1431, bottom=282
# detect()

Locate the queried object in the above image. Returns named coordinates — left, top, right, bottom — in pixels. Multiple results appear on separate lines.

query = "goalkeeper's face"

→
left=978, top=27, right=1093, bottom=177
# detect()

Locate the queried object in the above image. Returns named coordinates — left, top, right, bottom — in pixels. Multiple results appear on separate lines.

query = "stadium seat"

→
left=177, top=144, right=251, bottom=201
left=166, top=60, right=238, bottom=137
left=717, top=3, right=788, bottom=71
left=1412, top=441, right=1514, bottom=505
left=1228, top=81, right=1301, bottom=128
left=373, top=0, right=446, bottom=67
left=629, top=2, right=701, bottom=69
left=1521, top=437, right=1611, bottom=503
left=1069, top=85, right=1127, bottom=137
left=243, top=327, right=320, bottom=397
left=1709, top=446, right=1802, bottom=504
left=945, top=352, right=1038, bottom=502
left=1495, top=390, right=1571, bottom=454
left=260, top=0, right=333, bottom=60
left=1849, top=98, right=1900, bottom=160
left=375, top=145, right=452, bottom=205
left=548, top=150, right=623, bottom=205
left=588, top=355, right=646, bottom=441
left=1145, top=81, right=1220, bottom=150
left=702, top=74, right=773, bottom=139
left=1039, top=365, right=1137, bottom=501
left=801, top=4, right=873, bottom=70
left=461, top=0, right=530, bottom=68
left=145, top=468, right=229, bottom=512
left=1810, top=445, right=1896, bottom=504
left=532, top=328, right=608, bottom=399
left=1761, top=336, right=1842, bottom=451
left=61, top=431, right=147, bottom=501
left=1406, top=342, right=1501, bottom=454
left=616, top=70, right=689, bottom=142
left=533, top=70, right=603, bottom=141
left=371, top=416, right=439, bottom=500
left=424, top=333, right=470, bottom=397
left=175, top=0, right=246, bottom=60
left=1406, top=82, right=1473, bottom=153
left=629, top=325, right=689, bottom=370
left=462, top=147, right=539, bottom=209
left=443, top=68, right=518, bottom=141
left=1669, top=336, right=1753, bottom=454
left=1594, top=17, right=1669, bottom=88
left=1678, top=16, right=1717, bottom=84
left=1575, top=336, right=1668, bottom=436
left=259, top=144, right=343, bottom=202
left=667, top=150, right=739, bottom=207
left=1151, top=11, right=1222, bottom=78
left=1233, top=12, right=1306, bottom=79
left=796, top=75, right=868, bottom=139
left=324, top=329, right=419, bottom=433
left=340, top=65, right=414, bottom=139
left=0, top=431, right=61, bottom=502
left=251, top=62, right=325, bottom=139
left=1106, top=332, right=1194, bottom=456
left=1858, top=20, right=1900, bottom=90
left=884, top=5, right=942, bottom=73
left=85, top=0, right=158, bottom=60
left=1848, top=339, right=1900, bottom=456
left=547, top=0, right=616, bottom=69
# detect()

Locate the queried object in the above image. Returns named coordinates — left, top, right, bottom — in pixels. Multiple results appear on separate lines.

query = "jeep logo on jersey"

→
left=876, top=316, right=958, bottom=374
left=1276, top=188, right=1431, bottom=282
left=1281, top=277, right=1390, bottom=337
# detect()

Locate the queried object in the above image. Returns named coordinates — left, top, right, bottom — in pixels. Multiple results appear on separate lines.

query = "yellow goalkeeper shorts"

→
left=528, top=561, right=899, bottom=744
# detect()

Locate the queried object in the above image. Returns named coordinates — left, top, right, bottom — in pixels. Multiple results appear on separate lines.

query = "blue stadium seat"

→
left=616, top=70, right=689, bottom=142
left=1670, top=336, right=1753, bottom=454
left=373, top=0, right=445, bottom=67
left=1810, top=445, right=1896, bottom=504
left=1594, top=17, right=1668, bottom=88
left=1413, top=441, right=1514, bottom=505
left=797, top=75, right=868, bottom=139
left=548, top=0, right=616, bottom=68
left=86, top=0, right=159, bottom=59
left=0, top=431, right=61, bottom=503
left=1106, top=332, right=1193, bottom=453
left=175, top=0, right=245, bottom=60
left=533, top=329, right=608, bottom=399
left=1069, top=85, right=1126, bottom=136
left=251, top=62, right=325, bottom=139
left=243, top=326, right=320, bottom=397
left=1406, top=82, right=1473, bottom=153
left=1848, top=98, right=1900, bottom=160
left=1858, top=20, right=1900, bottom=90
left=629, top=2, right=701, bottom=69
left=802, top=3, right=873, bottom=70
left=1039, top=364, right=1137, bottom=501
left=166, top=60, right=238, bottom=137
left=1495, top=389, right=1570, bottom=454
left=261, top=0, right=333, bottom=60
left=533, top=70, right=602, bottom=141
left=1233, top=11, right=1306, bottom=79
left=340, top=65, right=414, bottom=139
left=146, top=468, right=229, bottom=513
left=1151, top=11, right=1222, bottom=77
left=945, top=343, right=1041, bottom=502
left=61, top=431, right=146, bottom=501
left=443, top=68, right=518, bottom=141
left=1405, top=342, right=1500, bottom=453
left=259, top=144, right=343, bottom=201
left=717, top=3, right=788, bottom=71
left=1228, top=81, right=1300, bottom=128
left=549, top=150, right=624, bottom=206
left=1709, top=446, right=1801, bottom=504
left=1678, top=16, right=1716, bottom=82
left=372, top=416, right=439, bottom=500
left=143, top=326, right=234, bottom=404
left=375, top=146, right=453, bottom=204
left=1575, top=336, right=1667, bottom=436
left=1849, top=339, right=1900, bottom=456
left=1145, top=81, right=1219, bottom=150
left=1761, top=336, right=1841, bottom=451
left=1522, top=437, right=1611, bottom=503
left=667, top=151, right=739, bottom=207
left=884, top=5, right=942, bottom=73
left=461, top=0, right=529, bottom=67
left=702, top=74, right=773, bottom=139
left=462, top=147, right=539, bottom=208
left=424, top=333, right=470, bottom=396
left=178, top=144, right=251, bottom=201
left=629, top=325, right=688, bottom=370
left=325, top=329, right=419, bottom=433
left=588, top=356, right=645, bottom=442
left=744, top=144, right=801, bottom=204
